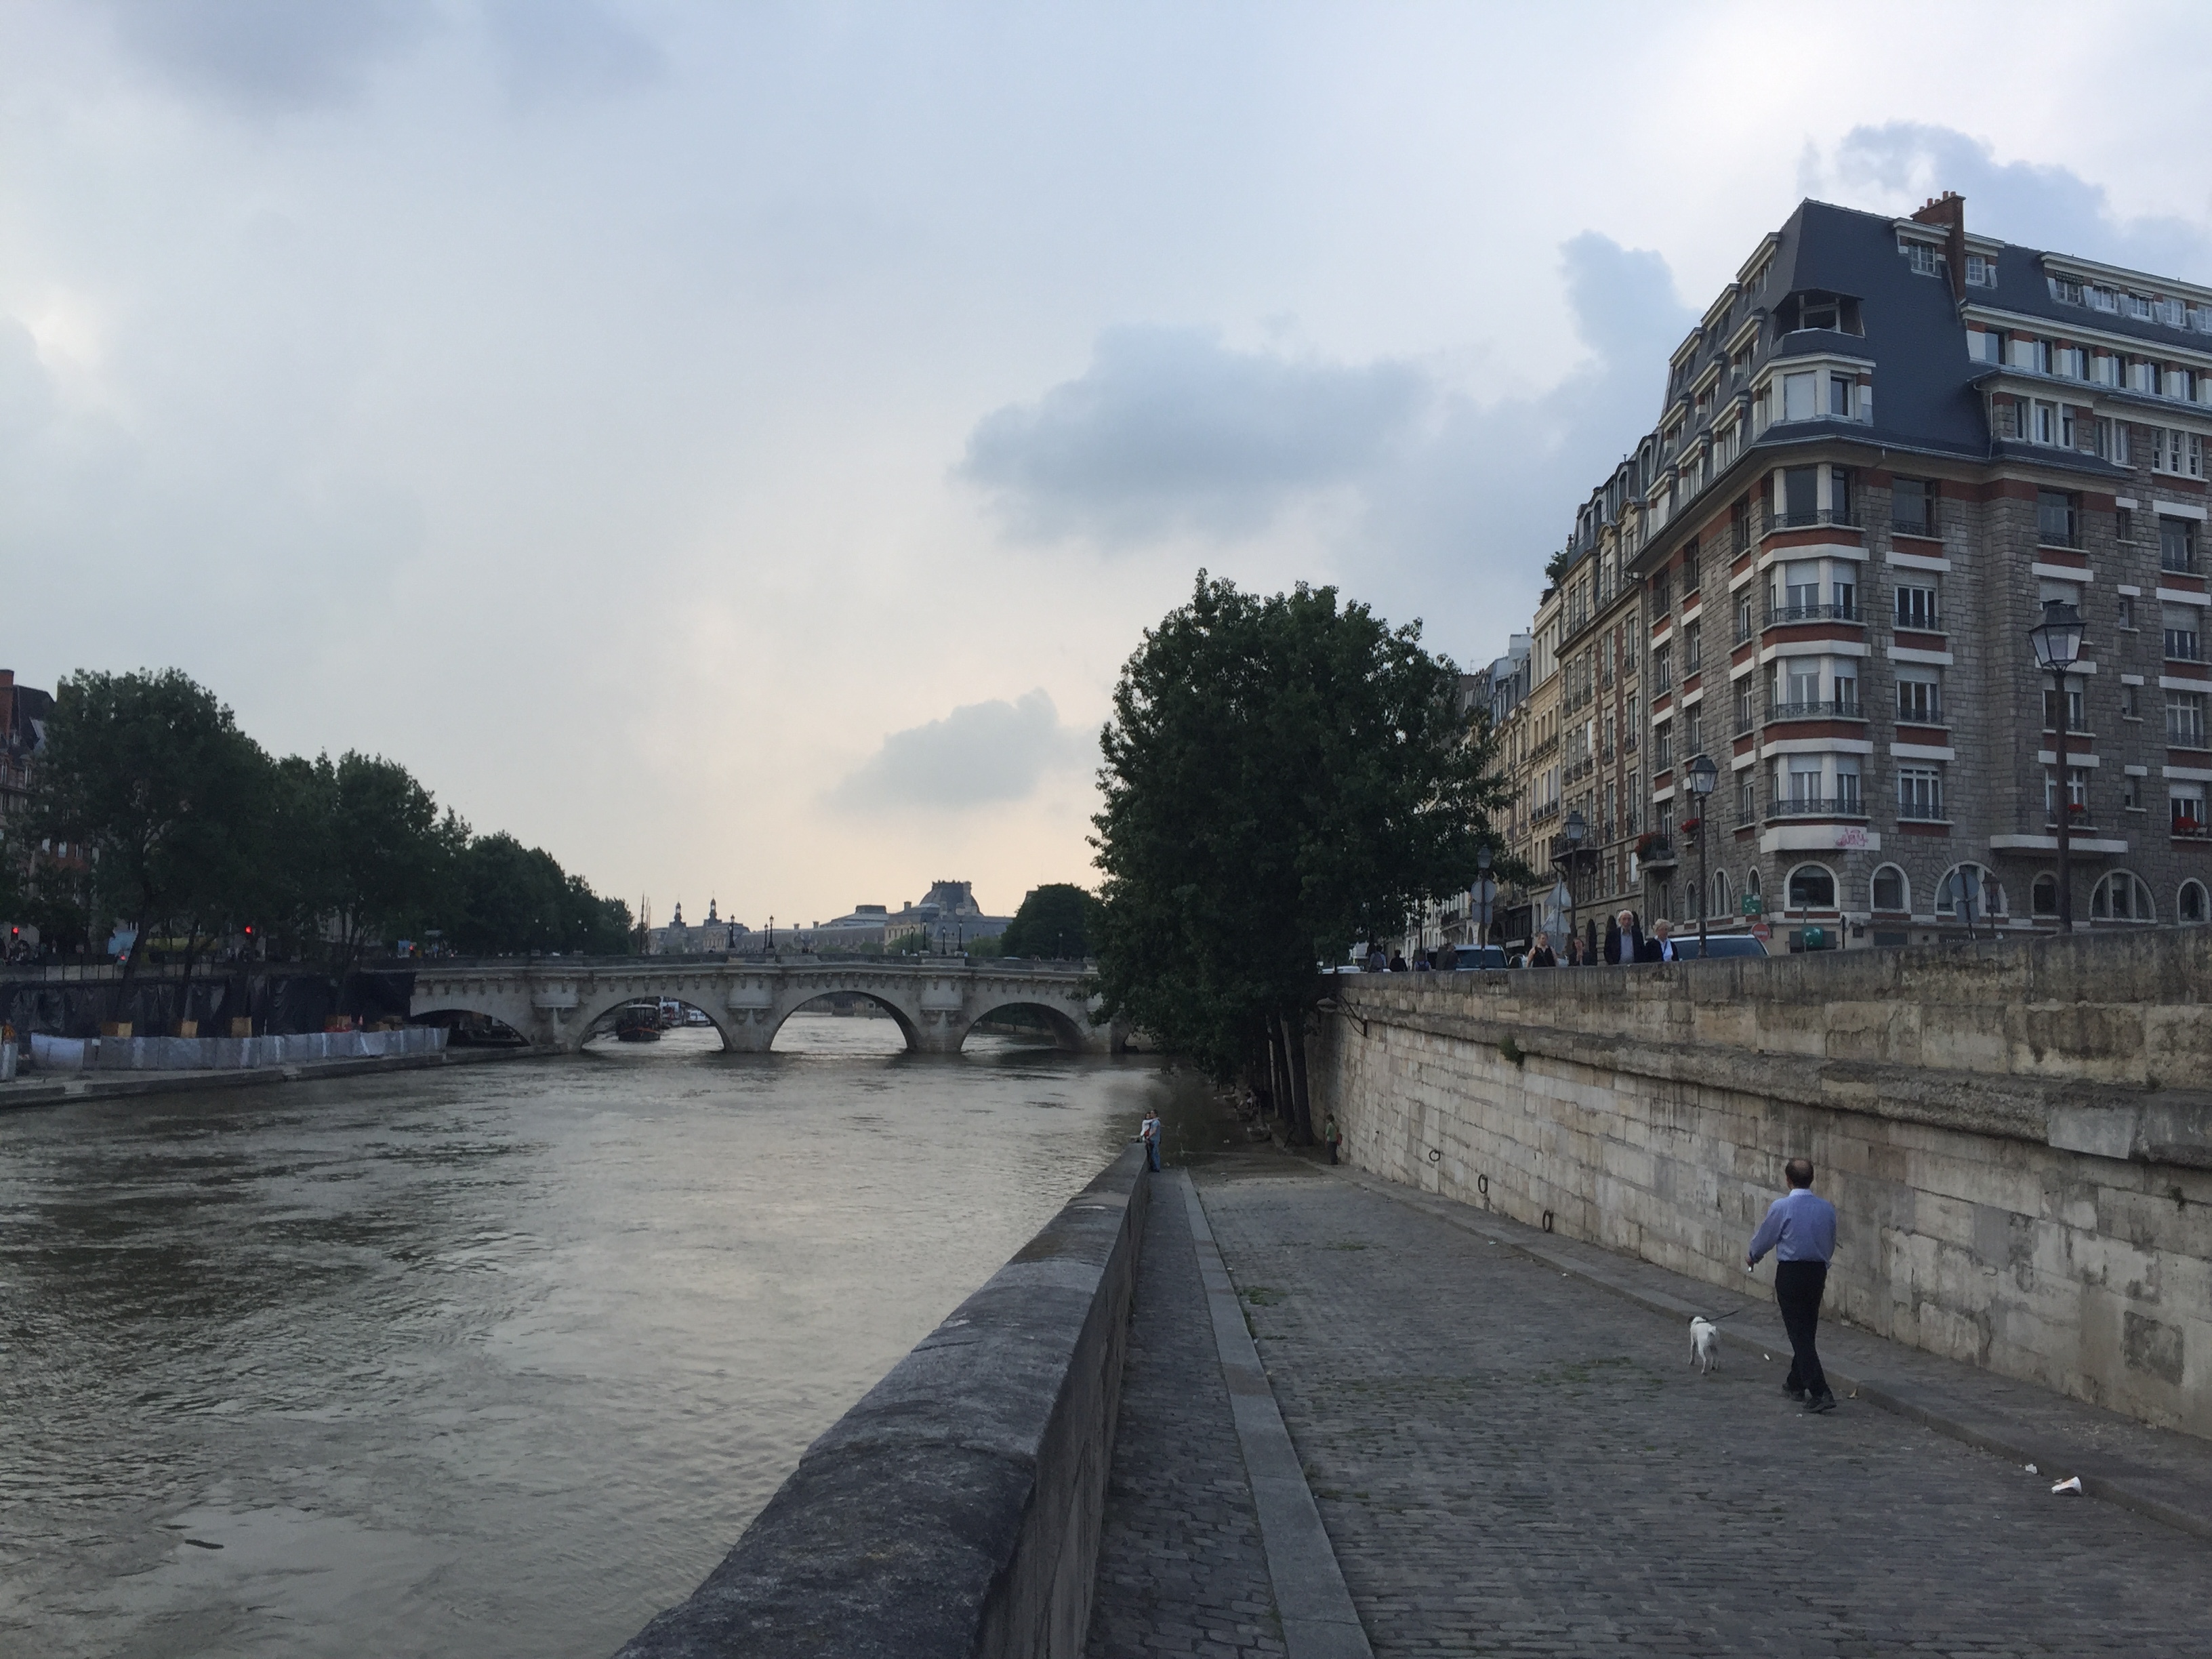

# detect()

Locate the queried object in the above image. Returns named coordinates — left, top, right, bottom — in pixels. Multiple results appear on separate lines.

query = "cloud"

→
left=959, top=326, right=1428, bottom=541
left=828, top=690, right=1092, bottom=813
left=485, top=0, right=665, bottom=105
left=98, top=0, right=434, bottom=111
left=959, top=234, right=1693, bottom=657
left=1806, top=123, right=2212, bottom=277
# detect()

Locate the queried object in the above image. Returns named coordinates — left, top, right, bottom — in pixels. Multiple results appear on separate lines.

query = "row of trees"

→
left=5, top=670, right=632, bottom=1005
left=1088, top=573, right=1516, bottom=1139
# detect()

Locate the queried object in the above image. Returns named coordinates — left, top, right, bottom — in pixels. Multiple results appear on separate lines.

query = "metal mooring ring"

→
left=1542, top=1210, right=1555, bottom=1233
left=1427, top=1147, right=1441, bottom=1164
left=1477, top=1174, right=1489, bottom=1195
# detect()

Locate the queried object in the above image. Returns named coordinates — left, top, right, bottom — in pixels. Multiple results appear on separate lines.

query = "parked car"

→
left=1450, top=945, right=1512, bottom=970
left=1669, top=934, right=1768, bottom=959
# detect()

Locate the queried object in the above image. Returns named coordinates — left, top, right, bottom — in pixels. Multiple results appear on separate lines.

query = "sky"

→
left=9, top=1, right=2212, bottom=928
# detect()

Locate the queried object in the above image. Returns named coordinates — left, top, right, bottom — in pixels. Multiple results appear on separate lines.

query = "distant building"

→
left=1, top=669, right=54, bottom=825
left=887, top=880, right=1013, bottom=951
left=648, top=897, right=748, bottom=956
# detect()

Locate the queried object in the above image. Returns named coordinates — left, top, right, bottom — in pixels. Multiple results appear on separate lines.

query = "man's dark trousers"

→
left=1775, top=1259, right=1829, bottom=1397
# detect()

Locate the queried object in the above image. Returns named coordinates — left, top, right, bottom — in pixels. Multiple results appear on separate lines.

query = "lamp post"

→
left=1475, top=844, right=1495, bottom=949
left=1686, top=753, right=1719, bottom=954
left=2029, top=598, right=2087, bottom=934
left=1561, top=808, right=1587, bottom=955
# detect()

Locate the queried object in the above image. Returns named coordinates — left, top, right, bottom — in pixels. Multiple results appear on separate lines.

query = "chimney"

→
left=1911, top=190, right=1967, bottom=303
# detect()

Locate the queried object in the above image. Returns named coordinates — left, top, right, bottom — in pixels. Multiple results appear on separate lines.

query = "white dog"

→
left=1689, top=1315, right=1721, bottom=1375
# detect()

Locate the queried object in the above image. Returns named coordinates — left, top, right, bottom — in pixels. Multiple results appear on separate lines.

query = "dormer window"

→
left=1803, top=298, right=1841, bottom=331
left=2049, top=274, right=2083, bottom=305
left=2128, top=293, right=2154, bottom=320
left=1966, top=253, right=1996, bottom=288
left=1900, top=237, right=1941, bottom=277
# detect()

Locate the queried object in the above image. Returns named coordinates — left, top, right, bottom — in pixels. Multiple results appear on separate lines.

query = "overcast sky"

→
left=9, top=2, right=2212, bottom=926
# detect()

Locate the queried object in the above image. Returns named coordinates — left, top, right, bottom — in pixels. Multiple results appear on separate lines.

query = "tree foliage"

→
left=17, top=668, right=632, bottom=974
left=452, top=832, right=632, bottom=956
left=1089, top=573, right=1511, bottom=1113
left=1000, top=882, right=1099, bottom=959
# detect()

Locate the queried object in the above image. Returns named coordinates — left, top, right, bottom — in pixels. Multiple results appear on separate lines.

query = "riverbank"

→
left=1088, top=1131, right=2212, bottom=1656
left=0, top=1040, right=539, bottom=1113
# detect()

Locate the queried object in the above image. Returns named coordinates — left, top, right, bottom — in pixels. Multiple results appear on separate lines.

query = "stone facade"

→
left=1308, top=929, right=2212, bottom=1438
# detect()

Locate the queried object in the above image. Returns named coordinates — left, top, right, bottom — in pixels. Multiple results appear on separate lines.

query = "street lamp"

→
left=2029, top=598, right=2087, bottom=934
left=1686, top=753, right=1719, bottom=954
left=1561, top=808, right=1587, bottom=955
left=1475, top=844, right=1495, bottom=949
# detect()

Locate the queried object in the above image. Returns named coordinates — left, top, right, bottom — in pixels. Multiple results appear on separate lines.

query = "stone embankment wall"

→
left=615, top=1145, right=1150, bottom=1659
left=1311, top=930, right=2212, bottom=1439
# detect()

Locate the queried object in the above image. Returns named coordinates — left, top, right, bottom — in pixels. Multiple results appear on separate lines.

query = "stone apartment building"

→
left=1483, top=193, right=2212, bottom=950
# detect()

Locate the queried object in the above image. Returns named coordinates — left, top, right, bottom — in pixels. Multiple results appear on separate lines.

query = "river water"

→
left=0, top=1017, right=1175, bottom=1658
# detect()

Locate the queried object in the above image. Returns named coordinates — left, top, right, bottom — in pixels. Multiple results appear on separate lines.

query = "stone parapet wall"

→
left=615, top=1145, right=1150, bottom=1659
left=1311, top=930, right=2212, bottom=1438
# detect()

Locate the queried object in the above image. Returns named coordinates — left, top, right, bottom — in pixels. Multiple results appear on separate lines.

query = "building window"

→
left=2031, top=874, right=2059, bottom=916
left=1970, top=329, right=2004, bottom=364
left=2036, top=489, right=2078, bottom=546
left=2169, top=691, right=2207, bottom=745
left=1685, top=704, right=1703, bottom=756
left=1786, top=863, right=1837, bottom=910
left=1736, top=773, right=1756, bottom=823
left=2090, top=871, right=2156, bottom=921
left=1828, top=375, right=1856, bottom=418
left=1782, top=371, right=1817, bottom=422
left=2049, top=274, right=2083, bottom=304
left=1898, top=676, right=1942, bottom=724
left=2045, top=766, right=2090, bottom=815
left=1898, top=767, right=1944, bottom=821
left=1967, top=253, right=1996, bottom=288
left=2166, top=606, right=2203, bottom=663
left=2119, top=597, right=2137, bottom=633
left=1894, top=582, right=1940, bottom=630
left=2152, top=428, right=2205, bottom=478
left=2163, top=518, right=2200, bottom=575
left=2181, top=879, right=2210, bottom=922
left=1871, top=865, right=1908, bottom=912
left=1902, top=239, right=1940, bottom=277
left=1835, top=765, right=1862, bottom=814
left=2173, top=784, right=2207, bottom=836
left=2043, top=684, right=2086, bottom=731
left=1938, top=863, right=2004, bottom=918
left=1891, top=478, right=1934, bottom=535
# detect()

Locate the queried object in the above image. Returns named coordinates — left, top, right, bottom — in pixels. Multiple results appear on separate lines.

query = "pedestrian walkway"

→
left=1089, top=1137, right=2212, bottom=1658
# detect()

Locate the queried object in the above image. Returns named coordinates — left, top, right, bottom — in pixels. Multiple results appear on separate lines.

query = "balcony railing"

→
left=1897, top=800, right=1948, bottom=822
left=1636, top=836, right=1677, bottom=867
left=1767, top=697, right=1864, bottom=722
left=1734, top=707, right=1756, bottom=737
left=2162, top=551, right=2198, bottom=575
left=1766, top=602, right=1861, bottom=626
left=2173, top=816, right=2211, bottom=840
left=1891, top=514, right=1938, bottom=537
left=1759, top=506, right=1860, bottom=536
left=2166, top=634, right=2205, bottom=663
left=1767, top=795, right=1867, bottom=821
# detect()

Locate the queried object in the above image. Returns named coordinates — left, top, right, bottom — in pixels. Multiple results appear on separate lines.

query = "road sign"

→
left=1741, top=895, right=1764, bottom=916
left=1751, top=921, right=1771, bottom=941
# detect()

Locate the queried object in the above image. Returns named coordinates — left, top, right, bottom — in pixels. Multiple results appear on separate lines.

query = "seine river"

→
left=0, top=1017, right=1175, bottom=1658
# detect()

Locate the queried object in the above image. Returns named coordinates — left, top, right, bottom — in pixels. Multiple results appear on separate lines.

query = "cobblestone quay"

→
left=1089, top=1137, right=2212, bottom=1657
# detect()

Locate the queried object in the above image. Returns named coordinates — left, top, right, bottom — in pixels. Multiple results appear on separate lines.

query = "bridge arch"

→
left=766, top=992, right=922, bottom=1053
left=957, top=998, right=1094, bottom=1054
left=572, top=986, right=742, bottom=1052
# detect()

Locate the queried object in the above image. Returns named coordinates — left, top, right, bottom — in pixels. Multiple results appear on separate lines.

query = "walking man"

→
left=1140, top=1109, right=1163, bottom=1172
left=1746, top=1157, right=1838, bottom=1412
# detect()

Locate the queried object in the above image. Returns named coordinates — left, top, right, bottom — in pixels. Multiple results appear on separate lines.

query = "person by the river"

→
left=1746, top=1157, right=1839, bottom=1414
left=1322, top=1112, right=1343, bottom=1165
left=1527, top=932, right=1557, bottom=968
left=1388, top=950, right=1408, bottom=972
left=1365, top=943, right=1389, bottom=972
left=1140, top=1109, right=1162, bottom=1171
left=1646, top=919, right=1678, bottom=962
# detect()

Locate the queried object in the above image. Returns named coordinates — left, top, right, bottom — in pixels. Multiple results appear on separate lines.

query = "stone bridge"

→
left=408, top=957, right=1120, bottom=1055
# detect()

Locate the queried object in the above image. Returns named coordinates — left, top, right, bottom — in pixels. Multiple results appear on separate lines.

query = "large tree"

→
left=449, top=832, right=633, bottom=956
left=1000, top=882, right=1100, bottom=960
left=320, top=751, right=466, bottom=1000
left=29, top=670, right=266, bottom=1020
left=1090, top=573, right=1513, bottom=1136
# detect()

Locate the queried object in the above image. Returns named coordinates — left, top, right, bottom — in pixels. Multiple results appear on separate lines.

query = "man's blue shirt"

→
left=1748, top=1187, right=1837, bottom=1264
